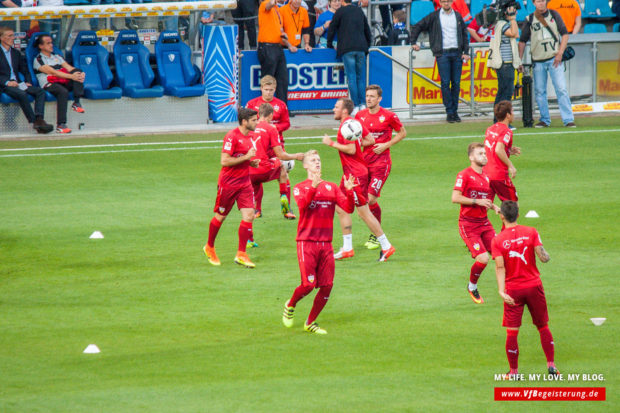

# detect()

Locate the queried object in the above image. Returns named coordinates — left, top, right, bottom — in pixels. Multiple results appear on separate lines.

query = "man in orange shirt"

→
left=280, top=0, right=313, bottom=53
left=257, top=0, right=294, bottom=104
left=548, top=0, right=581, bottom=34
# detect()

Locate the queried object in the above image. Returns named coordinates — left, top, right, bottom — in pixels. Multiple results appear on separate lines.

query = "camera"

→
left=496, top=0, right=521, bottom=19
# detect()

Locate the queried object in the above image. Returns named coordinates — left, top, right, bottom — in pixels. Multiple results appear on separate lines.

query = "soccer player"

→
left=355, top=84, right=407, bottom=250
left=322, top=98, right=396, bottom=262
left=250, top=103, right=304, bottom=221
left=246, top=75, right=294, bottom=218
left=451, top=142, right=500, bottom=303
left=282, top=149, right=355, bottom=334
left=483, top=101, right=521, bottom=203
left=203, top=108, right=260, bottom=268
left=492, top=200, right=558, bottom=377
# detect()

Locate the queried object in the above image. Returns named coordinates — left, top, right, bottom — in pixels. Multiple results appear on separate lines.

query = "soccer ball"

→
left=282, top=160, right=295, bottom=172
left=340, top=119, right=363, bottom=141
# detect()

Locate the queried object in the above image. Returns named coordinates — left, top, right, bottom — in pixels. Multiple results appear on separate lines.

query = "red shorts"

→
left=213, top=183, right=254, bottom=215
left=340, top=174, right=368, bottom=207
left=367, top=162, right=391, bottom=198
left=502, top=284, right=549, bottom=328
left=297, top=241, right=335, bottom=288
left=489, top=178, right=518, bottom=202
left=250, top=161, right=281, bottom=185
left=458, top=220, right=496, bottom=258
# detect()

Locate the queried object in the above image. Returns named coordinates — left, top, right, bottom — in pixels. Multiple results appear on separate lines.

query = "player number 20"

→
left=371, top=178, right=383, bottom=190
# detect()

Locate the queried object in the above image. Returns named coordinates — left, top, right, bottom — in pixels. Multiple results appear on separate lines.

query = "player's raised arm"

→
left=322, top=134, right=356, bottom=155
left=221, top=147, right=256, bottom=167
left=273, top=145, right=305, bottom=161
left=335, top=175, right=355, bottom=214
left=451, top=189, right=493, bottom=209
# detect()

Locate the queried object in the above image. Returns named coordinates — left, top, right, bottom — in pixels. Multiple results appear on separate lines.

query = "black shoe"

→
left=33, top=119, right=53, bottom=134
left=565, top=122, right=576, bottom=128
left=548, top=366, right=560, bottom=375
left=453, top=113, right=462, bottom=122
left=535, top=121, right=549, bottom=128
left=446, top=113, right=455, bottom=123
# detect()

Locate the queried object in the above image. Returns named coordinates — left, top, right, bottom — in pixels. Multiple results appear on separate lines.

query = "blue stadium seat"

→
left=25, top=32, right=70, bottom=102
left=155, top=31, right=204, bottom=98
left=582, top=0, right=615, bottom=18
left=613, top=23, right=620, bottom=32
left=71, top=31, right=122, bottom=99
left=469, top=0, right=494, bottom=19
left=516, top=0, right=531, bottom=21
left=410, top=1, right=435, bottom=26
left=0, top=71, right=34, bottom=104
left=113, top=30, right=164, bottom=98
left=583, top=23, right=608, bottom=33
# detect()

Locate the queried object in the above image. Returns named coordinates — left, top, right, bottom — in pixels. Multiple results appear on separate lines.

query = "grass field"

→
left=1, top=116, right=619, bottom=412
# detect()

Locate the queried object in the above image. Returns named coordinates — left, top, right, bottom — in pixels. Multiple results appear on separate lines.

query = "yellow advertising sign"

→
left=597, top=60, right=620, bottom=97
left=406, top=50, right=510, bottom=104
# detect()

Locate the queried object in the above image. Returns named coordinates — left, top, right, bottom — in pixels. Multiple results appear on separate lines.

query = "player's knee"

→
left=536, top=323, right=549, bottom=331
left=475, top=253, right=490, bottom=265
left=320, top=284, right=333, bottom=296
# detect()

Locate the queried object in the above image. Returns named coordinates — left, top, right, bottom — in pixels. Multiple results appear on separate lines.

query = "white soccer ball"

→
left=340, top=119, right=363, bottom=141
left=282, top=160, right=295, bottom=172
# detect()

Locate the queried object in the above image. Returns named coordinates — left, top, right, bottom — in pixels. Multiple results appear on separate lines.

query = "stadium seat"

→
left=582, top=0, right=615, bottom=18
left=410, top=0, right=435, bottom=26
left=71, top=31, right=122, bottom=100
left=469, top=0, right=494, bottom=19
left=613, top=23, right=620, bottom=32
left=154, top=30, right=204, bottom=98
left=516, top=0, right=531, bottom=21
left=583, top=23, right=608, bottom=33
left=25, top=32, right=71, bottom=102
left=113, top=30, right=164, bottom=98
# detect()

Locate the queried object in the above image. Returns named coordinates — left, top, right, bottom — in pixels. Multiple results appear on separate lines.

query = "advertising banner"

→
left=240, top=47, right=393, bottom=111
left=202, top=25, right=239, bottom=123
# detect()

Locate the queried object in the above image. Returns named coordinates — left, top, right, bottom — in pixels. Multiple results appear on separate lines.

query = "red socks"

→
left=280, top=180, right=291, bottom=203
left=290, top=284, right=314, bottom=307
left=208, top=217, right=222, bottom=248
left=538, top=325, right=555, bottom=364
left=506, top=329, right=519, bottom=372
left=470, top=261, right=487, bottom=284
left=253, top=182, right=264, bottom=211
left=238, top=220, right=253, bottom=252
left=369, top=202, right=382, bottom=223
left=307, top=285, right=333, bottom=324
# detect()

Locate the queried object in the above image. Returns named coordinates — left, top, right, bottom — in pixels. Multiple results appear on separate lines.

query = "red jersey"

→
left=492, top=225, right=544, bottom=289
left=336, top=116, right=370, bottom=179
left=250, top=121, right=282, bottom=175
left=483, top=122, right=513, bottom=181
left=467, top=19, right=494, bottom=42
left=293, top=179, right=354, bottom=242
left=218, top=128, right=253, bottom=187
left=246, top=96, right=290, bottom=139
left=356, top=107, right=403, bottom=165
left=454, top=166, right=494, bottom=223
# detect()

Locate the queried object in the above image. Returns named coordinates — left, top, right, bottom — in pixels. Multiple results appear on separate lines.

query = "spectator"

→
left=387, top=9, right=410, bottom=46
left=281, top=0, right=313, bottom=52
left=32, top=34, right=86, bottom=133
left=257, top=0, right=293, bottom=104
left=326, top=0, right=371, bottom=115
left=305, top=0, right=318, bottom=47
left=0, top=26, right=53, bottom=133
left=314, top=0, right=341, bottom=47
left=411, top=0, right=470, bottom=123
left=548, top=0, right=581, bottom=34
left=519, top=0, right=575, bottom=127
left=486, top=1, right=520, bottom=126
left=232, top=0, right=258, bottom=50
left=0, top=0, right=20, bottom=32
left=433, top=0, right=472, bottom=22
left=379, top=3, right=404, bottom=33
left=467, top=6, right=497, bottom=42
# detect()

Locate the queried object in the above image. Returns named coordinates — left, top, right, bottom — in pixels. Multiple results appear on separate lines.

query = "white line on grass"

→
left=1, top=128, right=618, bottom=158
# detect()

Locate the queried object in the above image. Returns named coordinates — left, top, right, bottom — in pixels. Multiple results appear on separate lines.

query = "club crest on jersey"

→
left=473, top=243, right=480, bottom=251
left=308, top=274, right=315, bottom=283
left=325, top=184, right=331, bottom=191
left=379, top=115, right=385, bottom=123
left=273, top=104, right=280, bottom=112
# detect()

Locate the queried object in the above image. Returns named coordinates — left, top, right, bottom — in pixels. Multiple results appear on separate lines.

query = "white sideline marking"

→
left=1, top=128, right=618, bottom=158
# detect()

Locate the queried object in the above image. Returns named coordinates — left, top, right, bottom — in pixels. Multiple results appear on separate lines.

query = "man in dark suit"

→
left=0, top=26, right=53, bottom=133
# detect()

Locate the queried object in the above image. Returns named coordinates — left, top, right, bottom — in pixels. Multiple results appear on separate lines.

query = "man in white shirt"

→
left=410, top=0, right=470, bottom=123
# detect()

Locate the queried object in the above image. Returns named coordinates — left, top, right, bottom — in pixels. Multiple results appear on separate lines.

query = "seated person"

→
left=0, top=26, right=53, bottom=133
left=32, top=34, right=86, bottom=134
left=387, top=9, right=410, bottom=46
left=314, top=0, right=341, bottom=47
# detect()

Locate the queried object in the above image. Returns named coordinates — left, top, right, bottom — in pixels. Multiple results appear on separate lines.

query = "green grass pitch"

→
left=1, top=116, right=618, bottom=411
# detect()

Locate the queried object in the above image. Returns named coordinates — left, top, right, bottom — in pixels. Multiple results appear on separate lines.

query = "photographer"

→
left=519, top=0, right=575, bottom=128
left=486, top=0, right=521, bottom=125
